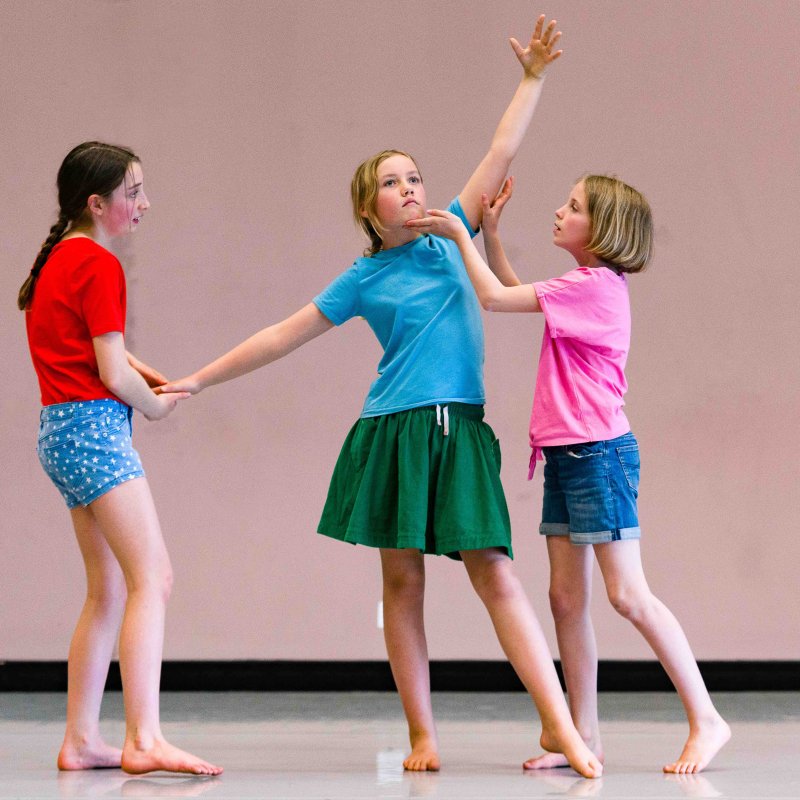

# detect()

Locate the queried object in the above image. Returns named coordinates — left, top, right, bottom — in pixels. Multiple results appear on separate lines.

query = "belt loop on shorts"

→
left=528, top=446, right=543, bottom=480
left=435, top=404, right=449, bottom=436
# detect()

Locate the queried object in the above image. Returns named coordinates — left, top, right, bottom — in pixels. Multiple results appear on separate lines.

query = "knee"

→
left=383, top=567, right=424, bottom=600
left=87, top=575, right=127, bottom=617
left=548, top=584, right=589, bottom=622
left=470, top=560, right=520, bottom=605
left=607, top=585, right=650, bottom=622
left=127, top=564, right=173, bottom=604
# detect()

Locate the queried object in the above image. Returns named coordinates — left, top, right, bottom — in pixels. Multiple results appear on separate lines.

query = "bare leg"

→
left=460, top=548, right=602, bottom=779
left=85, top=479, right=222, bottom=775
left=57, top=506, right=126, bottom=770
left=380, top=549, right=439, bottom=771
left=594, top=540, right=730, bottom=773
left=524, top=537, right=604, bottom=770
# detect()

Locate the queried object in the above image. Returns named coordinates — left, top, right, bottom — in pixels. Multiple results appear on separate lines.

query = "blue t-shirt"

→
left=314, top=197, right=484, bottom=418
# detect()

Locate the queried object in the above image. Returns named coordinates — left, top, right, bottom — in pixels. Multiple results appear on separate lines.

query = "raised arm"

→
left=161, top=303, right=334, bottom=395
left=406, top=210, right=540, bottom=313
left=94, top=333, right=189, bottom=420
left=458, top=14, right=562, bottom=229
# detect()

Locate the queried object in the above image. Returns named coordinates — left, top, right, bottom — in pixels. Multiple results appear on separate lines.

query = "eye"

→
left=383, top=179, right=396, bottom=187
left=409, top=175, right=420, bottom=184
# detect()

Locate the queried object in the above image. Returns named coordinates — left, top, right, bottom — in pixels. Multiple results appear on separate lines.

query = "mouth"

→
left=132, top=216, right=142, bottom=225
left=403, top=199, right=419, bottom=207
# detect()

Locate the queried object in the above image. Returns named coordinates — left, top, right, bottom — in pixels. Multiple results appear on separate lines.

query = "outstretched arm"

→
left=161, top=303, right=334, bottom=394
left=406, top=210, right=540, bottom=313
left=459, top=14, right=562, bottom=229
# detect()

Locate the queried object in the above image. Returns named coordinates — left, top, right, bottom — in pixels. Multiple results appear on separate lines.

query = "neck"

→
left=378, top=226, right=423, bottom=251
left=576, top=250, right=600, bottom=268
left=62, top=222, right=114, bottom=252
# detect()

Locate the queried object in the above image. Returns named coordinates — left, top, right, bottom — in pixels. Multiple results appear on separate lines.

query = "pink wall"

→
left=2, top=1, right=799, bottom=660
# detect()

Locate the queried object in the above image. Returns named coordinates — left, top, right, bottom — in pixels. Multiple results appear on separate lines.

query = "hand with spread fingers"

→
left=511, top=14, right=563, bottom=80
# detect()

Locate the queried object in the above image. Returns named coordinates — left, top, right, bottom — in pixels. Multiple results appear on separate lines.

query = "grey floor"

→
left=1, top=692, right=799, bottom=799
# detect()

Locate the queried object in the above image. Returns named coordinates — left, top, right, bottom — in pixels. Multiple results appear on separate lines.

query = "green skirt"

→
left=317, top=403, right=512, bottom=559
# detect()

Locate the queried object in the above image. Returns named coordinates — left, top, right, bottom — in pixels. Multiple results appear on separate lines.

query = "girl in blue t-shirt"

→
left=165, top=16, right=601, bottom=778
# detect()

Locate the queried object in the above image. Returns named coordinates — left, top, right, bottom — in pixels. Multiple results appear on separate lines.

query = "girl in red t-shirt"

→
left=19, top=142, right=221, bottom=776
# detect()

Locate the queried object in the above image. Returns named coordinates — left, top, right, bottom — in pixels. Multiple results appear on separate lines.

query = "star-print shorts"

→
left=37, top=399, right=145, bottom=509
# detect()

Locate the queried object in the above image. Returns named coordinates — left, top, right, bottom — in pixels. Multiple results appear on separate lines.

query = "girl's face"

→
left=96, top=162, right=150, bottom=239
left=368, top=154, right=426, bottom=231
left=553, top=180, right=595, bottom=265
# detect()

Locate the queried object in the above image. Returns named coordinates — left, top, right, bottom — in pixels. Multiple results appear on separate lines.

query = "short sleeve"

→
left=448, top=197, right=479, bottom=240
left=74, top=254, right=126, bottom=337
left=313, top=264, right=361, bottom=326
left=534, top=268, right=616, bottom=344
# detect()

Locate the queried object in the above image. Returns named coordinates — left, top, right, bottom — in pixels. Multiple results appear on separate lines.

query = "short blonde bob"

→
left=582, top=175, right=653, bottom=273
left=351, top=149, right=419, bottom=257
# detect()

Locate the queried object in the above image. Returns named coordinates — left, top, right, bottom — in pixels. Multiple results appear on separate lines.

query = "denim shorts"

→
left=37, top=399, right=145, bottom=509
left=539, top=431, right=640, bottom=545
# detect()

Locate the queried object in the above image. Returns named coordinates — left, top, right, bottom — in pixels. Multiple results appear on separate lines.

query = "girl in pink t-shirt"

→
left=408, top=175, right=730, bottom=774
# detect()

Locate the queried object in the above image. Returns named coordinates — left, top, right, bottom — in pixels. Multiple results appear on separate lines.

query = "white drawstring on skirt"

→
left=435, top=404, right=450, bottom=436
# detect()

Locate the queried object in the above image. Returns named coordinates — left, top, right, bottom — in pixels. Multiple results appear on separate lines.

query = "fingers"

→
left=531, top=14, right=545, bottom=41
left=509, top=37, right=524, bottom=58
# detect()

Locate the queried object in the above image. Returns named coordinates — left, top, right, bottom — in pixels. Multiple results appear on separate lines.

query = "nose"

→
left=401, top=181, right=414, bottom=195
left=138, top=191, right=151, bottom=211
left=555, top=205, right=564, bottom=219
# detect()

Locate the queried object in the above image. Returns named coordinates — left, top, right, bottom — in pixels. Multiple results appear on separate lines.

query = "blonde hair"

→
left=351, top=149, right=419, bottom=257
left=582, top=175, right=653, bottom=274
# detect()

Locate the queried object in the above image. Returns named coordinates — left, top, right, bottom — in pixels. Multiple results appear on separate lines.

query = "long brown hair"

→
left=18, top=141, right=139, bottom=310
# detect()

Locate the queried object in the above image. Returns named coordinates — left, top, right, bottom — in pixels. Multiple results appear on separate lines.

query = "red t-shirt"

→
left=25, top=238, right=127, bottom=406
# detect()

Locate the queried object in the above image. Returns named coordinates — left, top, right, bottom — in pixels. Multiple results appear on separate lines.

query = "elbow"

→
left=480, top=293, right=503, bottom=312
left=98, top=364, right=127, bottom=396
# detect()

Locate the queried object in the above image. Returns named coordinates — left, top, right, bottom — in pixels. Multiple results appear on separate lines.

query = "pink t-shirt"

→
left=529, top=265, right=631, bottom=461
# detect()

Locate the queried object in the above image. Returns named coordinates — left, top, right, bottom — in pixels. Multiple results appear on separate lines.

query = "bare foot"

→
left=662, top=717, right=731, bottom=774
left=403, top=735, right=440, bottom=772
left=57, top=738, right=123, bottom=770
left=523, top=738, right=603, bottom=771
left=531, top=728, right=603, bottom=779
left=121, top=738, right=222, bottom=776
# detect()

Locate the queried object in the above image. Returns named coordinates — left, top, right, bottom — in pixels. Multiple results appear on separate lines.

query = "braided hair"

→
left=18, top=141, right=139, bottom=310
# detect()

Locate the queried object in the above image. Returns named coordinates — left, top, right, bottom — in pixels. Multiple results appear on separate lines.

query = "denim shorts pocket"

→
left=37, top=438, right=82, bottom=493
left=38, top=428, right=77, bottom=452
left=616, top=444, right=640, bottom=495
left=566, top=441, right=603, bottom=459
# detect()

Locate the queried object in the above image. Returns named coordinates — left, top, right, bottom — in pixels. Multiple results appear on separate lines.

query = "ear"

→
left=87, top=194, right=105, bottom=217
left=359, top=205, right=369, bottom=219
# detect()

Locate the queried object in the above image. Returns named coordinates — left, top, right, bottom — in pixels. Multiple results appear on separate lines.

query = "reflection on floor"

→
left=1, top=692, right=799, bottom=799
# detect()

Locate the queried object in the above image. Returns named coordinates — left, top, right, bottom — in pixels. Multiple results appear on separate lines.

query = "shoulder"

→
left=535, top=266, right=626, bottom=297
left=57, top=239, right=121, bottom=274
